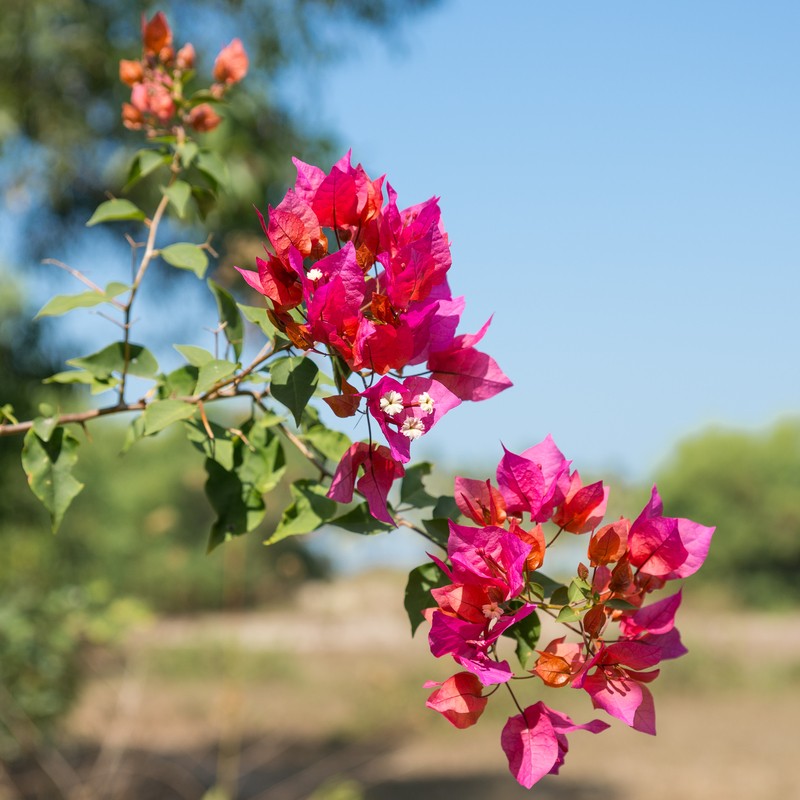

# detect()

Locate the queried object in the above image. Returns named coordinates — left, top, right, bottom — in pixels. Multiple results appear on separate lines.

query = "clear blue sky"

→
left=279, top=0, right=800, bottom=480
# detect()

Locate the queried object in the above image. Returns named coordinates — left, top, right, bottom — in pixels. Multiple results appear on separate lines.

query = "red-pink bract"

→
left=424, top=672, right=488, bottom=729
left=501, top=702, right=609, bottom=788
left=573, top=641, right=661, bottom=734
left=327, top=442, right=404, bottom=524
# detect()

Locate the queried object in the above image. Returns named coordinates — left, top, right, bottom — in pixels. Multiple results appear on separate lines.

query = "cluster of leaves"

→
left=406, top=435, right=714, bottom=789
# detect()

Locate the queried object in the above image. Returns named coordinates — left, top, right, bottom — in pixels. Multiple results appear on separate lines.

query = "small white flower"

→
left=482, top=602, right=505, bottom=621
left=416, top=392, right=435, bottom=414
left=379, top=390, right=404, bottom=416
left=400, top=417, right=425, bottom=440
left=307, top=268, right=323, bottom=281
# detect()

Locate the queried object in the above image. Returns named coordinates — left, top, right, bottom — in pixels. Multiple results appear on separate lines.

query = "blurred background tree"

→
left=0, top=0, right=439, bottom=754
left=655, top=420, right=800, bottom=608
left=0, top=0, right=438, bottom=266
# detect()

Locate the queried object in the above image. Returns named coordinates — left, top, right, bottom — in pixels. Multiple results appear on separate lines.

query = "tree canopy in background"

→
left=0, top=0, right=438, bottom=267
left=655, top=419, right=800, bottom=607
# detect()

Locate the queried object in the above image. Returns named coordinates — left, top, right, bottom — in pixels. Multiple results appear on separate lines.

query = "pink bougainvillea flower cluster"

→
left=120, top=11, right=247, bottom=134
left=418, top=435, right=714, bottom=788
left=236, top=152, right=512, bottom=522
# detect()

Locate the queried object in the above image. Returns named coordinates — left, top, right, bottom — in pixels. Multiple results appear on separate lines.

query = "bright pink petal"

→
left=642, top=627, right=688, bottom=660
left=603, top=640, right=662, bottom=670
left=428, top=344, right=512, bottom=402
left=583, top=672, right=657, bottom=735
left=668, top=518, right=715, bottom=579
left=326, top=442, right=403, bottom=524
left=621, top=590, right=682, bottom=637
left=356, top=449, right=404, bottom=525
left=454, top=477, right=507, bottom=526
left=496, top=446, right=546, bottom=517
left=234, top=265, right=265, bottom=294
left=501, top=705, right=560, bottom=789
left=312, top=164, right=359, bottom=228
left=628, top=517, right=688, bottom=576
left=291, top=157, right=326, bottom=202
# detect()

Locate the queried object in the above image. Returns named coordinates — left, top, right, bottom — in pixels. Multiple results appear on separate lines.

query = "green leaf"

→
left=528, top=571, right=565, bottom=599
left=421, top=518, right=449, bottom=549
left=550, top=586, right=570, bottom=607
left=213, top=418, right=287, bottom=494
left=185, top=420, right=236, bottom=471
left=301, top=424, right=350, bottom=463
left=433, top=494, right=460, bottom=521
left=162, top=180, right=192, bottom=219
left=31, top=415, right=58, bottom=442
left=194, top=359, right=238, bottom=395
left=44, top=369, right=119, bottom=395
left=191, top=186, right=217, bottom=220
left=605, top=597, right=640, bottom=611
left=269, top=356, right=319, bottom=426
left=208, top=279, right=244, bottom=359
left=556, top=606, right=580, bottom=624
left=22, top=426, right=84, bottom=532
left=143, top=399, right=196, bottom=435
left=266, top=480, right=337, bottom=545
left=197, top=421, right=288, bottom=549
left=502, top=609, right=542, bottom=668
left=178, top=141, right=199, bottom=168
left=567, top=579, right=586, bottom=605
left=196, top=151, right=228, bottom=190
left=400, top=462, right=436, bottom=508
left=249, top=431, right=286, bottom=495
left=125, top=148, right=168, bottom=189
left=173, top=344, right=214, bottom=367
left=120, top=415, right=145, bottom=455
left=238, top=303, right=282, bottom=343
left=86, top=199, right=145, bottom=226
left=35, top=282, right=129, bottom=318
left=404, top=563, right=449, bottom=636
left=67, top=342, right=159, bottom=380
left=205, top=458, right=266, bottom=551
left=331, top=504, right=394, bottom=535
left=158, top=366, right=198, bottom=398
left=161, top=243, right=208, bottom=278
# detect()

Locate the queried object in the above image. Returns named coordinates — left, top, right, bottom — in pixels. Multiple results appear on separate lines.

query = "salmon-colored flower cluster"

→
left=120, top=11, right=247, bottom=134
left=237, top=153, right=512, bottom=522
left=420, top=435, right=714, bottom=788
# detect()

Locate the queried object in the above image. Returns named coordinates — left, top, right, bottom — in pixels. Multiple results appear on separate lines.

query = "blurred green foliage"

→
left=0, top=282, right=326, bottom=753
left=656, top=419, right=800, bottom=607
left=1, top=0, right=443, bottom=753
left=0, top=583, right=148, bottom=760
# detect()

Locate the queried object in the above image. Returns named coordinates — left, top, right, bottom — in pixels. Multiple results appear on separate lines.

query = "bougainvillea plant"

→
left=0, top=12, right=714, bottom=790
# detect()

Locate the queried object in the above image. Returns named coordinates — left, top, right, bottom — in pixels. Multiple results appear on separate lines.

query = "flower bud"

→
left=176, top=43, right=195, bottom=70
left=119, top=59, right=144, bottom=87
left=213, top=38, right=248, bottom=84
left=159, top=45, right=175, bottom=65
left=142, top=11, right=172, bottom=55
left=187, top=103, right=222, bottom=133
left=121, top=103, right=144, bottom=130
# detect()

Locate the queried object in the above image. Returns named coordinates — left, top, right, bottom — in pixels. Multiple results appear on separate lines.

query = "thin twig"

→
left=0, top=402, right=146, bottom=438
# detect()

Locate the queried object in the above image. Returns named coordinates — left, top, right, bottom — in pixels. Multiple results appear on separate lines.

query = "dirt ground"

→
left=4, top=571, right=800, bottom=799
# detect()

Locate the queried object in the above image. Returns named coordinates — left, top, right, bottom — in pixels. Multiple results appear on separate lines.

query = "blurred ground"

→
left=4, top=570, right=800, bottom=799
